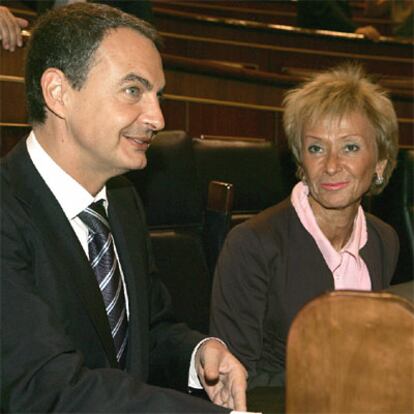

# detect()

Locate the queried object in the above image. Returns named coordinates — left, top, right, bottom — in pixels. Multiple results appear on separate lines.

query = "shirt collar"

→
left=26, top=131, right=108, bottom=221
left=291, top=181, right=367, bottom=272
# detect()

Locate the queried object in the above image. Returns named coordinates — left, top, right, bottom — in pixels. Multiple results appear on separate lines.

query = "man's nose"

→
left=143, top=97, right=165, bottom=132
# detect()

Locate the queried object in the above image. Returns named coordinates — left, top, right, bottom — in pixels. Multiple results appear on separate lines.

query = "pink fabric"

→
left=291, top=182, right=371, bottom=290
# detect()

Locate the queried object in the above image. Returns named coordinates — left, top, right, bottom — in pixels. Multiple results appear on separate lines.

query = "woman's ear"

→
left=375, top=159, right=387, bottom=178
left=40, top=68, right=69, bottom=120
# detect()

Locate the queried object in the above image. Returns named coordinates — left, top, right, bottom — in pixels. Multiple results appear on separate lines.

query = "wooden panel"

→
left=0, top=81, right=27, bottom=123
left=162, top=32, right=414, bottom=77
left=210, top=1, right=298, bottom=13
left=161, top=99, right=187, bottom=131
left=187, top=101, right=280, bottom=142
left=154, top=8, right=414, bottom=58
left=153, top=1, right=395, bottom=36
left=164, top=67, right=288, bottom=108
left=0, top=44, right=27, bottom=77
left=399, top=119, right=414, bottom=146
left=286, top=291, right=414, bottom=414
left=154, top=0, right=298, bottom=25
left=163, top=56, right=413, bottom=120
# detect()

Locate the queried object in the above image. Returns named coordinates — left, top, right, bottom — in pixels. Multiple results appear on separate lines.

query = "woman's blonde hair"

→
left=283, top=64, right=399, bottom=195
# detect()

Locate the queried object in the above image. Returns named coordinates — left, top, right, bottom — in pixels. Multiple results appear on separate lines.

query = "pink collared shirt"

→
left=291, top=182, right=371, bottom=290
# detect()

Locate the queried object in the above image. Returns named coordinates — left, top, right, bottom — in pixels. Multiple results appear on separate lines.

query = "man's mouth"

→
left=124, top=135, right=152, bottom=150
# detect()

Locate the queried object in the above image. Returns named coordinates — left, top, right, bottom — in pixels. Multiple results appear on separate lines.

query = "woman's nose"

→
left=325, top=150, right=341, bottom=175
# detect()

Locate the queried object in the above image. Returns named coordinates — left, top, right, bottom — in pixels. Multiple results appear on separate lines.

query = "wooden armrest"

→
left=207, top=180, right=234, bottom=213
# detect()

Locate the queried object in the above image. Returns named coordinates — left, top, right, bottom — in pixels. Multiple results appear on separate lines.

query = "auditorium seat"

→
left=203, top=180, right=234, bottom=275
left=366, top=147, right=413, bottom=284
left=125, top=130, right=233, bottom=333
left=286, top=290, right=414, bottom=413
left=192, top=135, right=295, bottom=228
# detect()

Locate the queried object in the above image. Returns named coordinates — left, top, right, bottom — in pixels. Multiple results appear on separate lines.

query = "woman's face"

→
left=301, top=112, right=386, bottom=213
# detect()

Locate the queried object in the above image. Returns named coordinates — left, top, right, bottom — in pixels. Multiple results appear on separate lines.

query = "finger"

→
left=229, top=380, right=247, bottom=411
left=200, top=346, right=221, bottom=383
left=206, top=383, right=231, bottom=408
left=0, top=7, right=26, bottom=50
left=0, top=16, right=15, bottom=50
left=219, top=385, right=231, bottom=407
left=222, top=366, right=247, bottom=411
left=15, top=17, right=28, bottom=47
left=202, top=383, right=222, bottom=406
left=16, top=17, right=29, bottom=28
left=205, top=371, right=247, bottom=410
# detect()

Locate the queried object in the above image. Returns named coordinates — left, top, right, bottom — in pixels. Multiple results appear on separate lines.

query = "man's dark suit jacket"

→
left=1, top=140, right=228, bottom=412
left=210, top=198, right=399, bottom=389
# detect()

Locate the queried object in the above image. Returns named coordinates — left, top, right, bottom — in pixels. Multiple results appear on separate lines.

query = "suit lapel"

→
left=107, top=182, right=149, bottom=378
left=5, top=141, right=118, bottom=366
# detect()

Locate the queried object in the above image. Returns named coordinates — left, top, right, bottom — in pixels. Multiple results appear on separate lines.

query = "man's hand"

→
left=0, top=6, right=29, bottom=51
left=195, top=339, right=248, bottom=411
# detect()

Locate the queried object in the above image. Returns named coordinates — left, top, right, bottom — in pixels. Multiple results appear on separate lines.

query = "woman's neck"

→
left=308, top=197, right=359, bottom=251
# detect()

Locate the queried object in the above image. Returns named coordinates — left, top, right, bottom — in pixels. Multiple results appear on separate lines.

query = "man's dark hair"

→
left=25, top=2, right=162, bottom=124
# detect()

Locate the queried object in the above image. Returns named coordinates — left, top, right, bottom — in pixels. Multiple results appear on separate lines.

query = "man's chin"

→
left=127, top=155, right=148, bottom=171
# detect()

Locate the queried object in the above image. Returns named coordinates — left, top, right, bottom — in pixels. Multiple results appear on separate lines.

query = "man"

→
left=0, top=3, right=247, bottom=412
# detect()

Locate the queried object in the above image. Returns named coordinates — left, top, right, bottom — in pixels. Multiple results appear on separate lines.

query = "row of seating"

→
left=125, top=130, right=291, bottom=334
left=154, top=7, right=413, bottom=58
left=153, top=0, right=397, bottom=36
left=161, top=30, right=414, bottom=78
left=125, top=130, right=414, bottom=334
left=162, top=53, right=413, bottom=116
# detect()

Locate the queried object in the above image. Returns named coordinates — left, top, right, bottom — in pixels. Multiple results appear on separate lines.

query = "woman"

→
left=209, top=64, right=399, bottom=389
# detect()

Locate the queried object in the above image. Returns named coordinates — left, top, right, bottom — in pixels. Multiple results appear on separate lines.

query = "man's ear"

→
left=40, top=68, right=70, bottom=119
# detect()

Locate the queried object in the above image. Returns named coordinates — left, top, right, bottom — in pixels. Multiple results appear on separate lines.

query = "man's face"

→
left=63, top=28, right=165, bottom=183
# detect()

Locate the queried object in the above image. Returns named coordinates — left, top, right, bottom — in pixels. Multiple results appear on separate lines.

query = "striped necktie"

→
left=78, top=201, right=128, bottom=367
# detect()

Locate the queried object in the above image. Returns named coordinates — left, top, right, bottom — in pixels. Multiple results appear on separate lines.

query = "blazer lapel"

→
left=361, top=226, right=383, bottom=291
left=106, top=180, right=149, bottom=378
left=5, top=141, right=118, bottom=366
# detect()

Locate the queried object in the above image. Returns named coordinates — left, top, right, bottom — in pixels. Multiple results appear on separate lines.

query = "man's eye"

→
left=125, top=86, right=141, bottom=97
left=344, top=144, right=360, bottom=152
left=308, top=144, right=323, bottom=153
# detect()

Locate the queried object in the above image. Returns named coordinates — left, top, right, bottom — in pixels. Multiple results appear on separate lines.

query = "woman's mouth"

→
left=321, top=181, right=349, bottom=191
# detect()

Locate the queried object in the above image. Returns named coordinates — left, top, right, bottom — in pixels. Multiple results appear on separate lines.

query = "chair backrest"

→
left=286, top=290, right=414, bottom=414
left=125, top=131, right=233, bottom=333
left=367, top=147, right=414, bottom=284
left=126, top=130, right=202, bottom=228
left=192, top=135, right=294, bottom=227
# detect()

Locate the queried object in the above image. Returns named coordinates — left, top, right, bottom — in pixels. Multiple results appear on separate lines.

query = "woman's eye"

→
left=308, top=144, right=323, bottom=154
left=344, top=144, right=360, bottom=152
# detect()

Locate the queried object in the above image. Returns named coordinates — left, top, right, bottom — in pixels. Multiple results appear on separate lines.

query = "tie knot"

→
left=78, top=200, right=110, bottom=235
